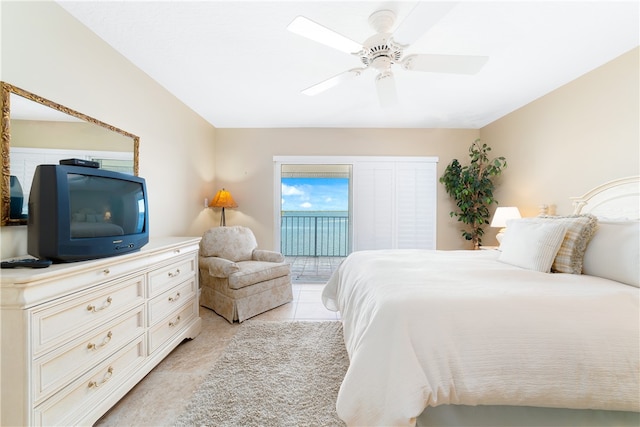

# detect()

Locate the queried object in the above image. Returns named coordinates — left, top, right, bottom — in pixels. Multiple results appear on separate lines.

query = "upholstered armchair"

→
left=199, top=226, right=293, bottom=323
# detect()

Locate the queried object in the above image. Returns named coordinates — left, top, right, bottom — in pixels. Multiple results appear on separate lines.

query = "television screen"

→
left=67, top=173, right=146, bottom=238
left=28, top=164, right=149, bottom=262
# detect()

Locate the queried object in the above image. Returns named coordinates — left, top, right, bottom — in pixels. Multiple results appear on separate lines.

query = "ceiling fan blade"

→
left=375, top=71, right=397, bottom=108
left=287, top=16, right=362, bottom=54
left=392, top=2, right=457, bottom=47
left=302, top=68, right=365, bottom=96
left=402, top=54, right=488, bottom=75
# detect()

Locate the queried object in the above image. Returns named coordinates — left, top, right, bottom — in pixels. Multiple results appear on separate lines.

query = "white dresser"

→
left=0, top=237, right=202, bottom=426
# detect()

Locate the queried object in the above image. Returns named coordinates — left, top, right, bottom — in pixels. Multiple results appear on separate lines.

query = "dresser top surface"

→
left=1, top=236, right=200, bottom=286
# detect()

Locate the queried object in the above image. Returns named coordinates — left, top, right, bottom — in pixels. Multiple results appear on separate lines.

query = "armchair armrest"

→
left=199, top=256, right=239, bottom=278
left=252, top=249, right=285, bottom=263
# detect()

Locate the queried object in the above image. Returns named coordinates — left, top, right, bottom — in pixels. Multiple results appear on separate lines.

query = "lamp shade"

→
left=490, top=207, right=522, bottom=228
left=209, top=189, right=238, bottom=209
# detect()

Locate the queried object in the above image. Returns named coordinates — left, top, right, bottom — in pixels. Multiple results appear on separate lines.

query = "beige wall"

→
left=481, top=47, right=639, bottom=218
left=215, top=128, right=480, bottom=250
left=0, top=1, right=217, bottom=258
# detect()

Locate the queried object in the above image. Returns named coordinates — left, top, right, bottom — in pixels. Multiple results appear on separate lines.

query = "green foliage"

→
left=439, top=139, right=507, bottom=249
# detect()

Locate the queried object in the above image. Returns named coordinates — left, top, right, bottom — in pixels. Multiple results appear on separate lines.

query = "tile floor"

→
left=94, top=283, right=338, bottom=426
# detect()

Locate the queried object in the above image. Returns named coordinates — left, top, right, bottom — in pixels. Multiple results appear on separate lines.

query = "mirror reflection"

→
left=1, top=82, right=139, bottom=225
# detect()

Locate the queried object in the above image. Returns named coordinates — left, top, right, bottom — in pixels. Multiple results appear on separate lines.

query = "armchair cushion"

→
left=200, top=226, right=258, bottom=262
left=227, top=261, right=291, bottom=290
left=253, top=249, right=285, bottom=263
left=199, top=256, right=239, bottom=278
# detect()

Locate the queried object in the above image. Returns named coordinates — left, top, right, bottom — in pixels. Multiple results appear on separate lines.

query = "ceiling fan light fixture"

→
left=290, top=5, right=488, bottom=106
left=360, top=33, right=403, bottom=69
left=287, top=16, right=362, bottom=54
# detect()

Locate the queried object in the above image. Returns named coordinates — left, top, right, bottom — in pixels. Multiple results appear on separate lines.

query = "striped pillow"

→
left=498, top=220, right=568, bottom=273
left=534, top=214, right=598, bottom=274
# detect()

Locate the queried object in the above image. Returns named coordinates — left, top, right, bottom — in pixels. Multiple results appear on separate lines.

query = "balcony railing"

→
left=281, top=213, right=349, bottom=257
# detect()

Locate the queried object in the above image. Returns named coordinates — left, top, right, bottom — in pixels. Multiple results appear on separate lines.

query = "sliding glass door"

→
left=273, top=156, right=438, bottom=255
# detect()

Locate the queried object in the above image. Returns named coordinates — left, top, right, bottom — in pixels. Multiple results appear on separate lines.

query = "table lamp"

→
left=490, top=206, right=521, bottom=243
left=209, top=188, right=238, bottom=226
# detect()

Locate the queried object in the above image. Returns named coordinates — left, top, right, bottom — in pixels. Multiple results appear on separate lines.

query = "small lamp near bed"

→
left=490, top=206, right=521, bottom=243
left=209, top=188, right=238, bottom=226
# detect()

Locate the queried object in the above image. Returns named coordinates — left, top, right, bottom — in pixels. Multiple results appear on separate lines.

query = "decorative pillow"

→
left=582, top=221, right=640, bottom=287
left=511, top=214, right=598, bottom=274
left=200, top=226, right=258, bottom=262
left=498, top=219, right=567, bottom=272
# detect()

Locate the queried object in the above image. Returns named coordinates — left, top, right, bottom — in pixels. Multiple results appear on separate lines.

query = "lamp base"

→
left=220, top=208, right=226, bottom=226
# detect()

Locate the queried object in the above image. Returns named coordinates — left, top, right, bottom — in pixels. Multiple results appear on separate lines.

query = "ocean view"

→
left=282, top=211, right=349, bottom=217
left=281, top=211, right=349, bottom=256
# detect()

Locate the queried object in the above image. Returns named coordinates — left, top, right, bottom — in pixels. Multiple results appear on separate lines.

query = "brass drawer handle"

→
left=168, top=292, right=181, bottom=302
left=88, top=366, right=113, bottom=389
left=87, top=296, right=112, bottom=313
left=87, top=331, right=113, bottom=351
left=167, top=268, right=181, bottom=278
left=169, top=316, right=181, bottom=328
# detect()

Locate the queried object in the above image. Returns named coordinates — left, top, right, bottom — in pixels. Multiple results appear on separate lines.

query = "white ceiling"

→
left=57, top=1, right=639, bottom=129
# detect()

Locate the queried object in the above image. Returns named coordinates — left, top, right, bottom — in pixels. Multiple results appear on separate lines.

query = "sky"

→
left=281, top=178, right=348, bottom=212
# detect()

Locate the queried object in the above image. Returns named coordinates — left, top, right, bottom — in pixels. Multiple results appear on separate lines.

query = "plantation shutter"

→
left=395, top=161, right=437, bottom=249
left=352, top=158, right=437, bottom=251
left=352, top=161, right=394, bottom=250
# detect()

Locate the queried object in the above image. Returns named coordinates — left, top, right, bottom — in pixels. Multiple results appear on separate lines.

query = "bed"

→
left=322, top=177, right=640, bottom=427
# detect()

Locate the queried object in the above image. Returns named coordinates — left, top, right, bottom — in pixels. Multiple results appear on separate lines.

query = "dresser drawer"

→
left=148, top=298, right=198, bottom=354
left=31, top=275, right=145, bottom=357
left=33, top=336, right=146, bottom=427
left=33, top=306, right=145, bottom=404
left=148, top=256, right=196, bottom=298
left=148, top=278, right=197, bottom=326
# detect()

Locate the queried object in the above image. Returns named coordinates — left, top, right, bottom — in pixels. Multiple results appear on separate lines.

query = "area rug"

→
left=174, top=321, right=348, bottom=427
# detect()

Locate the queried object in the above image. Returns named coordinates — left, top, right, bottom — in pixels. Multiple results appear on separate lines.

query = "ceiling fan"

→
left=287, top=3, right=488, bottom=107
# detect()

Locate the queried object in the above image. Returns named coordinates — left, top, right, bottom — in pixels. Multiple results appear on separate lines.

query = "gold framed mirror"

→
left=1, top=82, right=139, bottom=226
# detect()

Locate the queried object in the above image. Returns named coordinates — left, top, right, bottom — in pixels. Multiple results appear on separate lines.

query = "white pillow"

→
left=533, top=214, right=598, bottom=274
left=582, top=221, right=640, bottom=287
left=498, top=220, right=567, bottom=272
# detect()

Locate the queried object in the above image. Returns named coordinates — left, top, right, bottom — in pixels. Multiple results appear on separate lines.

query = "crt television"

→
left=28, top=164, right=149, bottom=262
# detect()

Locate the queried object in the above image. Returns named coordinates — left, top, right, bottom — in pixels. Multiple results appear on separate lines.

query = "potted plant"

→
left=440, top=139, right=507, bottom=249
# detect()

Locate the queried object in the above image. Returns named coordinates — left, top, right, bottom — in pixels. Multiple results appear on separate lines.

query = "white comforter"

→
left=322, top=249, right=640, bottom=426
